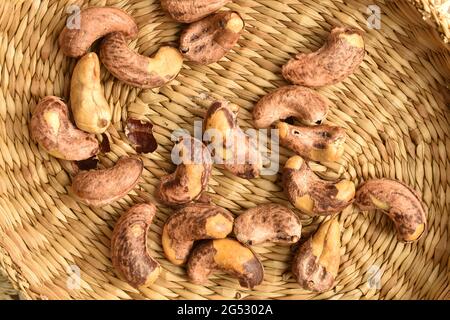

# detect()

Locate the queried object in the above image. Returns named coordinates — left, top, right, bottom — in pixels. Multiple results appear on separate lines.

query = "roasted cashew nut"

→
left=355, top=179, right=427, bottom=242
left=111, top=203, right=161, bottom=288
left=283, top=156, right=355, bottom=215
left=161, top=0, right=232, bottom=23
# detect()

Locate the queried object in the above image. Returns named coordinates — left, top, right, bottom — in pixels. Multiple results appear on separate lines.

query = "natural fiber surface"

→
left=0, top=0, right=449, bottom=300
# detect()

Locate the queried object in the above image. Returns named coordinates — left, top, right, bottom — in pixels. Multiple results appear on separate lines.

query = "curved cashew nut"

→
left=283, top=156, right=355, bottom=215
left=282, top=26, right=365, bottom=87
left=111, top=203, right=161, bottom=288
left=277, top=122, right=346, bottom=162
left=292, top=218, right=340, bottom=292
left=162, top=203, right=234, bottom=265
left=59, top=7, right=138, bottom=58
left=72, top=156, right=143, bottom=207
left=204, top=101, right=262, bottom=179
left=180, top=11, right=244, bottom=65
left=156, top=136, right=212, bottom=206
left=99, top=33, right=183, bottom=89
left=161, top=0, right=231, bottom=23
left=355, top=179, right=427, bottom=242
left=30, top=96, right=99, bottom=161
left=253, top=86, right=329, bottom=128
left=187, top=238, right=264, bottom=289
left=234, top=203, right=302, bottom=245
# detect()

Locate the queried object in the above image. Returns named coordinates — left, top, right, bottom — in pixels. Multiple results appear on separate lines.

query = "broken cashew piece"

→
left=72, top=156, right=143, bottom=207
left=355, top=179, right=427, bottom=242
left=283, top=156, right=355, bottom=216
left=253, top=86, right=329, bottom=128
left=156, top=136, right=212, bottom=206
left=59, top=7, right=138, bottom=58
left=70, top=53, right=111, bottom=134
left=187, top=238, right=264, bottom=289
left=180, top=11, right=244, bottom=65
left=161, top=0, right=232, bottom=23
left=234, top=203, right=302, bottom=245
left=162, top=203, right=234, bottom=265
left=111, top=203, right=161, bottom=288
left=99, top=33, right=183, bottom=89
left=204, top=101, right=262, bottom=179
left=30, top=96, right=99, bottom=161
left=292, top=218, right=341, bottom=292
left=282, top=26, right=365, bottom=87
left=277, top=122, right=346, bottom=162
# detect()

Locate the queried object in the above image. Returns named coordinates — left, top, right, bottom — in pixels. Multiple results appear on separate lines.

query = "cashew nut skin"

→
left=70, top=53, right=111, bottom=134
left=111, top=203, right=161, bottom=288
left=180, top=11, right=244, bottom=65
left=187, top=238, right=264, bottom=289
left=292, top=218, right=340, bottom=292
left=283, top=156, right=355, bottom=216
left=204, top=101, right=262, bottom=179
left=282, top=26, right=365, bottom=87
left=59, top=7, right=138, bottom=58
left=253, top=86, right=329, bottom=128
left=30, top=96, right=99, bottom=161
left=355, top=179, right=427, bottom=242
left=277, top=122, right=346, bottom=162
left=234, top=203, right=302, bottom=245
left=162, top=203, right=234, bottom=266
left=156, top=136, right=212, bottom=206
left=161, top=0, right=231, bottom=23
left=99, top=33, right=184, bottom=89
left=71, top=156, right=143, bottom=207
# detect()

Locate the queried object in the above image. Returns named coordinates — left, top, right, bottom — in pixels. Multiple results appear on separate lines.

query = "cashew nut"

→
left=234, top=204, right=302, bottom=245
left=161, top=0, right=231, bottom=23
left=70, top=53, right=111, bottom=134
left=252, top=86, right=329, bottom=128
left=187, top=238, right=264, bottom=289
left=180, top=11, right=244, bottom=65
left=71, top=156, right=143, bottom=207
left=283, top=156, right=355, bottom=215
left=355, top=179, right=427, bottom=242
left=99, top=33, right=183, bottom=89
left=59, top=7, right=138, bottom=58
left=162, top=203, right=234, bottom=265
left=111, top=203, right=161, bottom=288
left=204, top=101, right=262, bottom=179
left=30, top=96, right=99, bottom=161
left=282, top=26, right=365, bottom=87
left=277, top=122, right=346, bottom=162
left=292, top=218, right=340, bottom=292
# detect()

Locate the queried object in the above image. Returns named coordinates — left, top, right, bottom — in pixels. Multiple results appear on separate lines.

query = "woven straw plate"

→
left=0, top=0, right=449, bottom=300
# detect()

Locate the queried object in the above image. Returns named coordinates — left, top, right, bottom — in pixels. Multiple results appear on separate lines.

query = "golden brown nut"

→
left=283, top=156, right=355, bottom=215
left=292, top=218, right=340, bottom=292
left=187, top=238, right=264, bottom=289
left=234, top=203, right=302, bottom=245
left=70, top=53, right=111, bottom=134
left=277, top=122, right=346, bottom=162
left=204, top=101, right=262, bottom=179
left=71, top=156, right=143, bottom=207
left=355, top=179, right=427, bottom=242
left=180, top=11, right=244, bottom=65
left=111, top=203, right=161, bottom=288
left=161, top=0, right=231, bottom=23
left=282, top=26, right=365, bottom=87
left=99, top=33, right=183, bottom=89
left=156, top=136, right=212, bottom=206
left=30, top=96, right=99, bottom=161
left=59, top=7, right=138, bottom=58
left=162, top=203, right=234, bottom=265
left=252, top=86, right=329, bottom=128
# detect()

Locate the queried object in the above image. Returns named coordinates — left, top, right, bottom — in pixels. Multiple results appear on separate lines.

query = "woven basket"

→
left=0, top=0, right=449, bottom=300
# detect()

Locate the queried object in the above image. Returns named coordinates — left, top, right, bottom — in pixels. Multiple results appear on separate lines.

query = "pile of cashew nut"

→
left=28, top=2, right=427, bottom=294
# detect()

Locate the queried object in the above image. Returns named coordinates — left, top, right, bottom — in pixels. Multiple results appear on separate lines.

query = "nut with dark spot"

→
left=125, top=118, right=158, bottom=154
left=161, top=0, right=232, bottom=23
